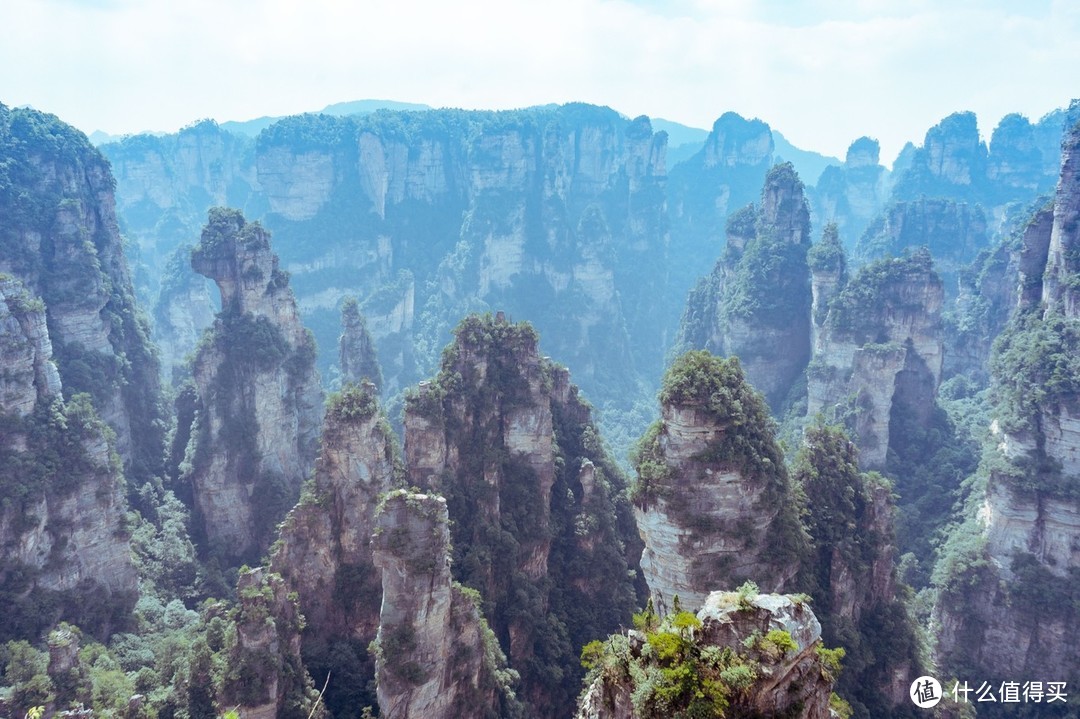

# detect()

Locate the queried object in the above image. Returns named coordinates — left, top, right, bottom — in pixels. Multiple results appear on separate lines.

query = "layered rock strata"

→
left=221, top=567, right=324, bottom=719
left=807, top=248, right=944, bottom=469
left=934, top=116, right=1080, bottom=688
left=633, top=351, right=808, bottom=614
left=372, top=490, right=519, bottom=719
left=674, top=163, right=813, bottom=410
left=270, top=382, right=396, bottom=709
left=182, top=207, right=323, bottom=562
left=0, top=103, right=165, bottom=483
left=402, top=313, right=641, bottom=718
left=338, top=296, right=383, bottom=390
left=0, top=276, right=136, bottom=634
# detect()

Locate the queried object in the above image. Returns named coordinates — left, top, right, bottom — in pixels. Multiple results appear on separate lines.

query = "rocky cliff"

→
left=0, top=103, right=165, bottom=485
left=401, top=313, right=642, bottom=718
left=101, top=120, right=257, bottom=270
left=811, top=137, right=890, bottom=248
left=575, top=591, right=837, bottom=719
left=269, top=381, right=396, bottom=714
left=372, top=490, right=521, bottom=719
left=180, top=207, right=323, bottom=562
left=807, top=248, right=944, bottom=469
left=221, top=567, right=325, bottom=719
left=632, top=351, right=808, bottom=614
left=933, top=115, right=1080, bottom=692
left=0, top=275, right=137, bottom=639
left=666, top=112, right=776, bottom=310
left=338, top=296, right=383, bottom=390
left=105, top=106, right=672, bottom=455
left=794, top=424, right=919, bottom=714
left=675, top=162, right=813, bottom=410
left=152, top=243, right=216, bottom=380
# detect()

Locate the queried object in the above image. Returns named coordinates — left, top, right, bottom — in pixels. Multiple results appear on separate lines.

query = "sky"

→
left=1, top=0, right=1078, bottom=165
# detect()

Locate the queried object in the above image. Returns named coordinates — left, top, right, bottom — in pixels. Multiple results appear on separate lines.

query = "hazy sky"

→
left=2, top=0, right=1077, bottom=164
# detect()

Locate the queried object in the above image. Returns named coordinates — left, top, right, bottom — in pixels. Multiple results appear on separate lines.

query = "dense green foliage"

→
left=794, top=425, right=923, bottom=719
left=827, top=248, right=935, bottom=339
left=634, top=351, right=810, bottom=582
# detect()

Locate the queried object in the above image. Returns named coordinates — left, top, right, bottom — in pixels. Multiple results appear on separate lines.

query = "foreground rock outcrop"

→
left=632, top=351, right=808, bottom=613
left=372, top=490, right=520, bottom=719
left=576, top=591, right=836, bottom=719
left=181, top=207, right=323, bottom=562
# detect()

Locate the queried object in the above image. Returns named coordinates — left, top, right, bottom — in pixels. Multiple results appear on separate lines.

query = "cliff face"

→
left=101, top=120, right=256, bottom=266
left=855, top=198, right=988, bottom=291
left=269, top=382, right=395, bottom=712
left=222, top=567, right=324, bottom=719
left=0, top=104, right=165, bottom=484
left=152, top=244, right=216, bottom=380
left=372, top=490, right=520, bottom=719
left=934, top=116, right=1080, bottom=688
left=675, top=163, right=812, bottom=410
left=576, top=592, right=835, bottom=719
left=181, top=208, right=323, bottom=562
left=0, top=277, right=136, bottom=637
left=401, top=313, right=642, bottom=719
left=105, top=106, right=671, bottom=450
left=338, top=296, right=383, bottom=390
left=808, top=249, right=944, bottom=469
left=667, top=112, right=775, bottom=302
left=632, top=352, right=808, bottom=613
left=811, top=137, right=889, bottom=248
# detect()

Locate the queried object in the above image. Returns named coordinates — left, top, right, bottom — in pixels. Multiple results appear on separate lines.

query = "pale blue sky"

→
left=1, top=0, right=1077, bottom=164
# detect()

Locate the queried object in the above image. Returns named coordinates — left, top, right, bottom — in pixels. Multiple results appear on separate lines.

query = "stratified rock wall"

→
left=808, top=250, right=944, bottom=469
left=633, top=352, right=808, bottom=613
left=0, top=103, right=165, bottom=483
left=934, top=115, right=1080, bottom=689
left=183, top=208, right=323, bottom=562
left=401, top=313, right=641, bottom=718
left=372, top=491, right=519, bottom=719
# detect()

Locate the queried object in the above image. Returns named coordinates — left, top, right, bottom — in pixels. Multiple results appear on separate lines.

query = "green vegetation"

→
left=794, top=424, right=925, bottom=718
left=827, top=248, right=936, bottom=340
left=634, top=351, right=809, bottom=580
left=406, top=313, right=642, bottom=718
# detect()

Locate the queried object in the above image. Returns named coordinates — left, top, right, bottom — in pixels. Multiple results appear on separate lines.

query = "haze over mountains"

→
left=2, top=93, right=1079, bottom=719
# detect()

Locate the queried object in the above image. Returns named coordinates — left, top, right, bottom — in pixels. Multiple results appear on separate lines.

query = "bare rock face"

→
left=221, top=567, right=324, bottom=719
left=633, top=351, right=808, bottom=614
left=0, top=292, right=136, bottom=634
left=152, top=244, right=216, bottom=380
left=0, top=104, right=165, bottom=483
left=0, top=276, right=61, bottom=416
left=575, top=592, right=835, bottom=719
left=338, top=296, right=383, bottom=390
left=808, top=249, right=944, bottom=469
left=812, top=137, right=889, bottom=247
left=401, top=313, right=641, bottom=718
left=1041, top=118, right=1080, bottom=315
left=270, top=382, right=396, bottom=704
left=182, top=208, right=323, bottom=562
left=372, top=490, right=520, bottom=719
